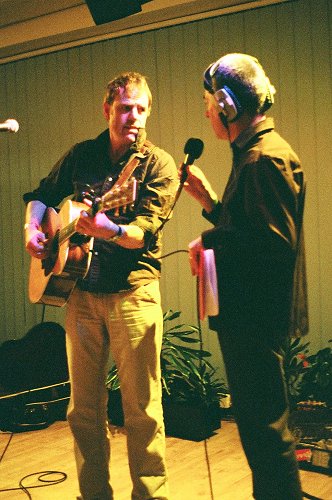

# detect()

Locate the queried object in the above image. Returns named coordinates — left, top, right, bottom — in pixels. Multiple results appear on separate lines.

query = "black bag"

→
left=0, top=322, right=69, bottom=432
left=0, top=321, right=68, bottom=393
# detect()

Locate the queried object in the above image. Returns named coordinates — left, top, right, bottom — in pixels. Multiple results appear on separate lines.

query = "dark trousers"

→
left=217, top=326, right=302, bottom=500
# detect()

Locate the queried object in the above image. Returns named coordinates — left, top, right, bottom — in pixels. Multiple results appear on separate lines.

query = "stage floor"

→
left=0, top=419, right=331, bottom=499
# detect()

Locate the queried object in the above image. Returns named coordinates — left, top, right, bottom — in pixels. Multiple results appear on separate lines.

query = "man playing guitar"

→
left=24, top=72, right=178, bottom=500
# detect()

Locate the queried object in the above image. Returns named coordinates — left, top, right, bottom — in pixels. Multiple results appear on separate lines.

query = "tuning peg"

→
left=81, top=189, right=96, bottom=202
left=91, top=196, right=102, bottom=215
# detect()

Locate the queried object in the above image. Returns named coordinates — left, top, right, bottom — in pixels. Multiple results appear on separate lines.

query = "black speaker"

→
left=86, top=0, right=144, bottom=25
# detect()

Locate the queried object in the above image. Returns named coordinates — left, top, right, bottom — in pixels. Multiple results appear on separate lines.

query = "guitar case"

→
left=0, top=321, right=69, bottom=432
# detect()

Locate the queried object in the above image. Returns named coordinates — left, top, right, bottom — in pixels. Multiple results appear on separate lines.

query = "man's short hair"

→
left=104, top=71, right=152, bottom=109
left=204, top=53, right=275, bottom=116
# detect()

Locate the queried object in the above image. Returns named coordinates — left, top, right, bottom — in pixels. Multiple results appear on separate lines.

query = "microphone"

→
left=151, top=138, right=204, bottom=242
left=180, top=137, right=204, bottom=182
left=0, top=118, right=19, bottom=133
left=130, top=127, right=146, bottom=152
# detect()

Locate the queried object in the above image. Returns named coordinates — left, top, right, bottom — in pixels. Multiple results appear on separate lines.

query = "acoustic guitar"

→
left=28, top=178, right=137, bottom=307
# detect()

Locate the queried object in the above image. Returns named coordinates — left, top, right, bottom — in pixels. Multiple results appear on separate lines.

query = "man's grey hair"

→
left=210, top=53, right=275, bottom=115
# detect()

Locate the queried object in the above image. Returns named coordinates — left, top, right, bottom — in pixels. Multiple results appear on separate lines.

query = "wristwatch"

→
left=109, top=225, right=123, bottom=242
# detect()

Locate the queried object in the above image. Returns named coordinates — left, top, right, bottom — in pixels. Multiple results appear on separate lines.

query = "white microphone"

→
left=0, top=119, right=19, bottom=133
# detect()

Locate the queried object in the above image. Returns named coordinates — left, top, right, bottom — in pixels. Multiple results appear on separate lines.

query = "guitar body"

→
left=29, top=201, right=93, bottom=307
left=28, top=176, right=137, bottom=307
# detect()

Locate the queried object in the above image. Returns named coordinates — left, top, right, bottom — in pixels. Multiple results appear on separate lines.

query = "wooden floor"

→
left=0, top=418, right=331, bottom=500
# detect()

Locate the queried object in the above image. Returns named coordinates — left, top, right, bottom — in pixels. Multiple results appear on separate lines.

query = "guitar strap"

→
left=113, top=155, right=141, bottom=189
left=112, top=129, right=154, bottom=189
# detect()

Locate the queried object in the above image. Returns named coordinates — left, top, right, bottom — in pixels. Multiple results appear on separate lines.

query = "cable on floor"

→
left=0, top=429, right=67, bottom=498
left=0, top=471, right=67, bottom=499
left=0, top=431, right=13, bottom=463
left=203, top=438, right=215, bottom=500
left=196, top=277, right=215, bottom=500
left=302, top=492, right=324, bottom=500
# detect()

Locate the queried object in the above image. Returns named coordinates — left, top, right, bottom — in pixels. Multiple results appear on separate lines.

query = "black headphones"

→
left=203, top=56, right=275, bottom=123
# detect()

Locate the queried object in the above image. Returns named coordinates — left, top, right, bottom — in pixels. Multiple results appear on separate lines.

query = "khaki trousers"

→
left=65, top=281, right=168, bottom=500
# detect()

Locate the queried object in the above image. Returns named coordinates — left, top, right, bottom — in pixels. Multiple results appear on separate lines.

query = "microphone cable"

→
left=0, top=381, right=70, bottom=497
left=302, top=492, right=324, bottom=500
left=195, top=275, right=215, bottom=500
left=160, top=248, right=216, bottom=500
left=146, top=137, right=204, bottom=249
left=0, top=470, right=67, bottom=499
left=0, top=431, right=67, bottom=498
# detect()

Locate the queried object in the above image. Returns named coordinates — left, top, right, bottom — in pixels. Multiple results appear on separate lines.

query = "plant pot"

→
left=162, top=399, right=221, bottom=441
left=108, top=389, right=124, bottom=426
left=107, top=390, right=221, bottom=441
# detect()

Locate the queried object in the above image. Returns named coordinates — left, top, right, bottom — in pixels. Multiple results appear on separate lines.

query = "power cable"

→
left=0, top=470, right=67, bottom=498
left=0, top=429, right=67, bottom=498
left=0, top=430, right=67, bottom=498
left=0, top=431, right=13, bottom=464
left=0, top=384, right=69, bottom=498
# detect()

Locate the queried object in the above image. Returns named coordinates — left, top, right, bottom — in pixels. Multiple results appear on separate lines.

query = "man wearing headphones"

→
left=183, top=53, right=308, bottom=499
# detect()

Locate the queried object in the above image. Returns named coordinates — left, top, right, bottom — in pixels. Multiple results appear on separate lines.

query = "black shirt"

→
left=201, top=118, right=308, bottom=336
left=23, top=130, right=179, bottom=293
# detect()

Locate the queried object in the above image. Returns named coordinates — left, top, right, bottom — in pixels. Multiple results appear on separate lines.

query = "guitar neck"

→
left=57, top=205, right=95, bottom=247
left=56, top=178, right=137, bottom=247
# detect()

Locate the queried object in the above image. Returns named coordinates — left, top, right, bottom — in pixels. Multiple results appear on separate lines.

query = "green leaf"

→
left=163, top=310, right=181, bottom=322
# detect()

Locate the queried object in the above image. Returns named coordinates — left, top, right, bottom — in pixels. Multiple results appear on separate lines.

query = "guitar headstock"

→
left=100, top=177, right=137, bottom=215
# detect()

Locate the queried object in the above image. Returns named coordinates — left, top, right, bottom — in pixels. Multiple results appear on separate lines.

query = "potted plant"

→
left=284, top=337, right=332, bottom=408
left=284, top=337, right=332, bottom=445
left=299, top=342, right=332, bottom=406
left=283, top=336, right=312, bottom=409
left=106, top=309, right=228, bottom=441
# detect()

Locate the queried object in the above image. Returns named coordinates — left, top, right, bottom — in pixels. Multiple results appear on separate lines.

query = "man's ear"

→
left=103, top=102, right=110, bottom=120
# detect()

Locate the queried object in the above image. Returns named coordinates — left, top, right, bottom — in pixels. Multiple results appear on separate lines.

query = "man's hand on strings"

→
left=25, top=226, right=48, bottom=259
left=75, top=198, right=119, bottom=240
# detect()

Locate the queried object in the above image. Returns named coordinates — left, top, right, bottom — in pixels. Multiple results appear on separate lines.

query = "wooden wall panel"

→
left=310, top=0, right=332, bottom=348
left=0, top=0, right=331, bottom=375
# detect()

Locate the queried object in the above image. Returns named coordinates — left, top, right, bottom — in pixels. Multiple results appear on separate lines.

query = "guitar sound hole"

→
left=42, top=256, right=56, bottom=275
left=70, top=234, right=91, bottom=245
